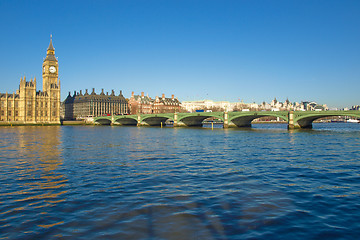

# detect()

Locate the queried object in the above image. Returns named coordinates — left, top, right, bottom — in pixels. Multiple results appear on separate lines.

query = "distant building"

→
left=63, top=88, right=127, bottom=120
left=269, top=97, right=293, bottom=111
left=351, top=105, right=360, bottom=110
left=181, top=100, right=258, bottom=112
left=181, top=98, right=329, bottom=113
left=300, top=101, right=328, bottom=111
left=181, top=100, right=229, bottom=112
left=0, top=37, right=60, bottom=124
left=128, top=92, right=181, bottom=114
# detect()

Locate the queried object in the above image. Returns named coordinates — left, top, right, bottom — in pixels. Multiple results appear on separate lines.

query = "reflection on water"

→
left=0, top=123, right=360, bottom=239
left=0, top=126, right=67, bottom=238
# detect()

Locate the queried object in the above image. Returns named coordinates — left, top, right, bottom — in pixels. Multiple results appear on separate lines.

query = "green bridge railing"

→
left=93, top=110, right=360, bottom=129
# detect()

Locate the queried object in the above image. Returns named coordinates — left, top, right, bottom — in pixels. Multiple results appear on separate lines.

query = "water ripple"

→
left=0, top=124, right=360, bottom=239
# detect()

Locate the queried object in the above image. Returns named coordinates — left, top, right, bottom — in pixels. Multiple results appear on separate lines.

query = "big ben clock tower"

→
left=42, top=35, right=59, bottom=91
left=42, top=35, right=60, bottom=123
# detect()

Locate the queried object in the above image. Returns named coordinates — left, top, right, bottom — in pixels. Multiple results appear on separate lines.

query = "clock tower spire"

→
left=42, top=35, right=59, bottom=92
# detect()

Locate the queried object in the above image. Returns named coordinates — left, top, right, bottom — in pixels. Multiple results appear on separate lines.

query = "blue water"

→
left=1, top=123, right=360, bottom=239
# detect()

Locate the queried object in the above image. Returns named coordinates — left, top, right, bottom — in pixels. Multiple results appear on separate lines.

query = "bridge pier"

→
left=174, top=112, right=178, bottom=127
left=224, top=112, right=228, bottom=128
left=288, top=111, right=294, bottom=129
left=288, top=111, right=299, bottom=129
left=137, top=114, right=141, bottom=127
left=288, top=111, right=305, bottom=129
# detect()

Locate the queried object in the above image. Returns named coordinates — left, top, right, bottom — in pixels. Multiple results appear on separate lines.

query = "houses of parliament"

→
left=0, top=37, right=61, bottom=124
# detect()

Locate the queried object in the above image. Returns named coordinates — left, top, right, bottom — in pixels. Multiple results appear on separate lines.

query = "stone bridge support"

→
left=288, top=111, right=305, bottom=129
left=174, top=112, right=178, bottom=127
left=137, top=115, right=141, bottom=127
left=224, top=112, right=228, bottom=128
left=288, top=111, right=296, bottom=129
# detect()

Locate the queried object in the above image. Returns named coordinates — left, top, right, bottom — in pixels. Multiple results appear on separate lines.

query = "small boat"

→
left=347, top=119, right=359, bottom=123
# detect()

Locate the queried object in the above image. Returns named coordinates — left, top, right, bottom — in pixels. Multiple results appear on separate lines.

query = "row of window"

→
left=0, top=101, right=58, bottom=108
left=0, top=101, right=19, bottom=107
left=1, top=110, right=18, bottom=116
left=26, top=111, right=57, bottom=117
left=1, top=110, right=57, bottom=117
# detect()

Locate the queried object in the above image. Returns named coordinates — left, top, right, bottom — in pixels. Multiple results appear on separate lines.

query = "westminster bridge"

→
left=93, top=111, right=360, bottom=129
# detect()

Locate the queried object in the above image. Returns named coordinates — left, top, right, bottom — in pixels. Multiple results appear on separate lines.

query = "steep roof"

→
left=44, top=35, right=57, bottom=62
left=48, top=35, right=55, bottom=51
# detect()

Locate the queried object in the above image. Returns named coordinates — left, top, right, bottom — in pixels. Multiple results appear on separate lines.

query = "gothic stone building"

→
left=0, top=38, right=60, bottom=124
left=63, top=88, right=128, bottom=120
left=128, top=92, right=181, bottom=114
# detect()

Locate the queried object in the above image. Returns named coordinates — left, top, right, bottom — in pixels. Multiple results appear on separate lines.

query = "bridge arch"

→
left=229, top=112, right=289, bottom=127
left=94, top=118, right=112, bottom=125
left=114, top=117, right=138, bottom=126
left=293, top=111, right=360, bottom=128
left=179, top=116, right=212, bottom=127
left=177, top=113, right=224, bottom=127
left=141, top=116, right=172, bottom=126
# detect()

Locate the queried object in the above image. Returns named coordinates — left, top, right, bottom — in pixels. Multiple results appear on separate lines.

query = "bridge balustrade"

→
left=93, top=111, right=360, bottom=129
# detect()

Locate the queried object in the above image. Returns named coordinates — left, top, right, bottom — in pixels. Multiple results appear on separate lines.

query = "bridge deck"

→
left=93, top=111, right=360, bottom=129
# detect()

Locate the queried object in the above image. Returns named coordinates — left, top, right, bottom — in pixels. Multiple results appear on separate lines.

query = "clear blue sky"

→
left=0, top=0, right=359, bottom=108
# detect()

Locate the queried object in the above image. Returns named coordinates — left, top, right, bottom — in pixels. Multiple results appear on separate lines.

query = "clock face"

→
left=49, top=66, right=56, bottom=73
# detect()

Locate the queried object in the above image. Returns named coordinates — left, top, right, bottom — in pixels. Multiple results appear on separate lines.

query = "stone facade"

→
left=63, top=88, right=128, bottom=120
left=0, top=37, right=60, bottom=124
left=128, top=92, right=181, bottom=114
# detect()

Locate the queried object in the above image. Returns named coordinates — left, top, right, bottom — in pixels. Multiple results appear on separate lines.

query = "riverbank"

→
left=0, top=122, right=61, bottom=126
left=0, top=120, right=88, bottom=126
left=61, top=120, right=89, bottom=125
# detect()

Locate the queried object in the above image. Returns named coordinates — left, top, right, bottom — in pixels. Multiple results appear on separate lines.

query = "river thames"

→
left=1, top=123, right=360, bottom=239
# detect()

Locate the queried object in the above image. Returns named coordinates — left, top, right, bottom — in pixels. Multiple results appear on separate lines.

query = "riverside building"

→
left=128, top=92, right=181, bottom=114
left=0, top=37, right=60, bottom=124
left=63, top=88, right=128, bottom=120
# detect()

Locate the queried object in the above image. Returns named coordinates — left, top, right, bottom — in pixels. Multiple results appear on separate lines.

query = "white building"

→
left=181, top=100, right=257, bottom=112
left=181, top=98, right=328, bottom=113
